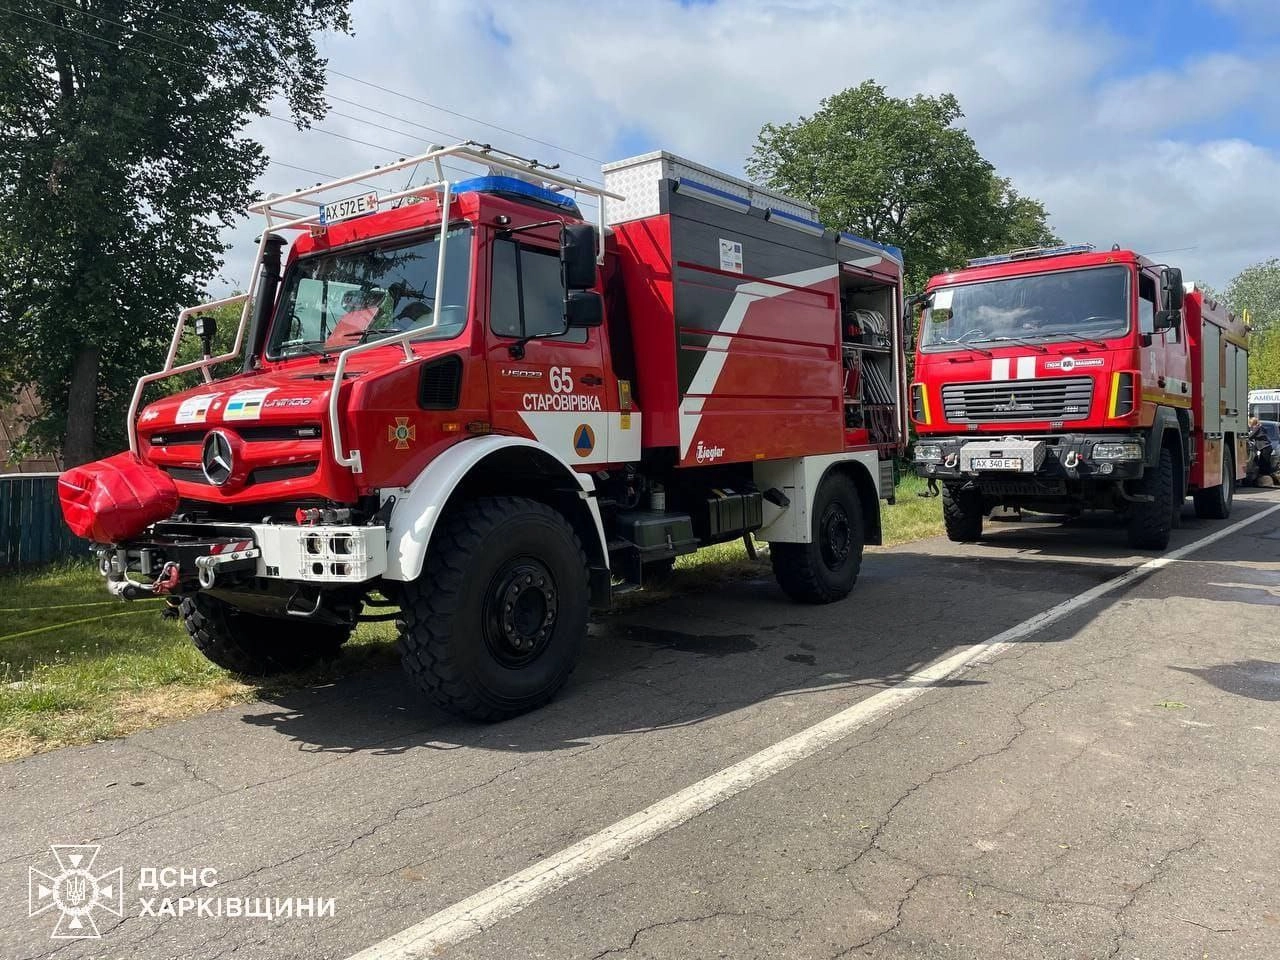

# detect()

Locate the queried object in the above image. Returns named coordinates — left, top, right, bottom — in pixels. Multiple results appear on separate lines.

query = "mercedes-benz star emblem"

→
left=201, top=430, right=234, bottom=486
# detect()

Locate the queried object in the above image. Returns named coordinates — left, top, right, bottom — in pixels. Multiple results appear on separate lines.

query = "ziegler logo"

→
left=993, top=394, right=1033, bottom=413
left=1044, top=357, right=1105, bottom=372
left=695, top=441, right=726, bottom=463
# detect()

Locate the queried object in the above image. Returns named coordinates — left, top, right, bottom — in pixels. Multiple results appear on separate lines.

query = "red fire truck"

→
left=61, top=143, right=908, bottom=719
left=910, top=244, right=1248, bottom=549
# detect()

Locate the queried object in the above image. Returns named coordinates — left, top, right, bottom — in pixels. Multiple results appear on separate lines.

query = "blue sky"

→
left=1082, top=0, right=1277, bottom=146
left=228, top=0, right=1280, bottom=292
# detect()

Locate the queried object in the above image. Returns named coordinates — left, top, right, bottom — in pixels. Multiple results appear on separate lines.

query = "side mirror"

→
left=564, top=290, right=603, bottom=328
left=1161, top=267, right=1185, bottom=311
left=560, top=223, right=598, bottom=290
left=1153, top=309, right=1180, bottom=332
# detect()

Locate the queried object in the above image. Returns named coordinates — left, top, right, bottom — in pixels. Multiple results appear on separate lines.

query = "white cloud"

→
left=214, top=0, right=1279, bottom=293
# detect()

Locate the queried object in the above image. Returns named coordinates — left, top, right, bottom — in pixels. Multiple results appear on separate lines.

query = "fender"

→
left=1142, top=406, right=1185, bottom=468
left=380, top=435, right=607, bottom=582
left=753, top=451, right=884, bottom=545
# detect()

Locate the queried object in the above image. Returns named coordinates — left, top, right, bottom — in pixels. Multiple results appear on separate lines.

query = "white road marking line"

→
left=345, top=501, right=1280, bottom=960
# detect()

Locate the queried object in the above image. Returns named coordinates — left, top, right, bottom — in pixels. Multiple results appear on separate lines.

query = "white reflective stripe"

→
left=517, top=411, right=611, bottom=464
left=516, top=411, right=641, bottom=464
left=991, top=358, right=1011, bottom=380
left=1016, top=356, right=1036, bottom=379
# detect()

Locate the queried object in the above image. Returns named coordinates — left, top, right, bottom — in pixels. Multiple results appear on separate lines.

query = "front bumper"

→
left=99, top=520, right=388, bottom=597
left=914, top=434, right=1147, bottom=484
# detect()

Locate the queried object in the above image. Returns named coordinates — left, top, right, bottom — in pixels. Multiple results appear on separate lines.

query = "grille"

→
left=164, top=461, right=318, bottom=486
left=249, top=461, right=318, bottom=484
left=419, top=355, right=463, bottom=410
left=149, top=424, right=320, bottom=446
left=942, top=377, right=1093, bottom=423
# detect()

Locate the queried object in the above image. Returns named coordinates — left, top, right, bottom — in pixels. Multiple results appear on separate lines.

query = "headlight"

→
left=914, top=443, right=943, bottom=462
left=1092, top=441, right=1144, bottom=461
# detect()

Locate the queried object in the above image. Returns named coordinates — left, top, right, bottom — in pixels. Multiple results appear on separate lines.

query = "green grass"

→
left=0, top=475, right=941, bottom=761
left=0, top=562, right=399, bottom=761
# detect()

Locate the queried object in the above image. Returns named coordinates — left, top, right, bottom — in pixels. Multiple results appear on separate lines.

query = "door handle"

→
left=578, top=374, right=604, bottom=386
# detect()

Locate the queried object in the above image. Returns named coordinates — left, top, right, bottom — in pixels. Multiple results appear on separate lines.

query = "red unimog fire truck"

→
left=61, top=143, right=908, bottom=719
left=909, top=244, right=1248, bottom=549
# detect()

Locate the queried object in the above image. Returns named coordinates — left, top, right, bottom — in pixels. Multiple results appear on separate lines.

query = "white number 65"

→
left=550, top=366, right=574, bottom=393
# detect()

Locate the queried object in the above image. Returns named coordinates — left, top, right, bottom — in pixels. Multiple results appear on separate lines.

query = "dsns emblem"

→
left=201, top=430, right=234, bottom=486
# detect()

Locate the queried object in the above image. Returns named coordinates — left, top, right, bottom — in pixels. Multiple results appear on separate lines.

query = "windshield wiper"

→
left=936, top=334, right=993, bottom=357
left=279, top=342, right=333, bottom=361
left=980, top=336, right=1048, bottom=354
left=1040, top=332, right=1109, bottom=349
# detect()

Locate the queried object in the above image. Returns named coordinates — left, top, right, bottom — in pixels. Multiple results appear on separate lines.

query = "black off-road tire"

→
left=180, top=593, right=351, bottom=676
left=770, top=472, right=864, bottom=604
left=1193, top=446, right=1234, bottom=520
left=942, top=483, right=985, bottom=542
left=397, top=496, right=589, bottom=722
left=1127, top=446, right=1175, bottom=550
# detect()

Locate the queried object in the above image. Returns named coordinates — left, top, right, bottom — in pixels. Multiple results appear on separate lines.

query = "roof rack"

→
left=966, top=243, right=1095, bottom=268
left=128, top=142, right=624, bottom=472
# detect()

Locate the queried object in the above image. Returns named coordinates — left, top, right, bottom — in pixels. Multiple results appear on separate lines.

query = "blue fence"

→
left=0, top=473, right=90, bottom=568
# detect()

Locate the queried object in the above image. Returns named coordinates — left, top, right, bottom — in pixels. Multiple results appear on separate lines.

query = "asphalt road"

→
left=4, top=491, right=1280, bottom=960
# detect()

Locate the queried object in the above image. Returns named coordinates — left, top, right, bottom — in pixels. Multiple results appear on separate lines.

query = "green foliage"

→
left=1215, top=259, right=1280, bottom=388
left=746, top=81, right=1058, bottom=290
left=1226, top=258, right=1280, bottom=336
left=1248, top=330, right=1280, bottom=389
left=0, top=1, right=353, bottom=464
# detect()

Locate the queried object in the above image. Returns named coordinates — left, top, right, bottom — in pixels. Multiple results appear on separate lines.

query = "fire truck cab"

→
left=910, top=244, right=1247, bottom=550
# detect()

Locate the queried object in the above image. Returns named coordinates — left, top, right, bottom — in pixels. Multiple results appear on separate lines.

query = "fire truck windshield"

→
left=920, top=265, right=1129, bottom=352
left=267, top=225, right=473, bottom=359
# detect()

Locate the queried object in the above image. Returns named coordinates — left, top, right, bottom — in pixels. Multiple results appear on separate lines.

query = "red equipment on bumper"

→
left=58, top=452, right=179, bottom=543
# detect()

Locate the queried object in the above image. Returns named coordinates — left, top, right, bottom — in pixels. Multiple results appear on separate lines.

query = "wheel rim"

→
left=819, top=502, right=852, bottom=570
left=483, top=558, right=558, bottom=668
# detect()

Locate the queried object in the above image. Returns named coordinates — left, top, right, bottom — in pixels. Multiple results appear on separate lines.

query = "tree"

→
left=746, top=81, right=1058, bottom=290
left=1225, top=258, right=1280, bottom=336
left=0, top=1, right=353, bottom=465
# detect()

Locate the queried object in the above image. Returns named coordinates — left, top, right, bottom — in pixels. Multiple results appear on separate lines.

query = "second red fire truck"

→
left=910, top=244, right=1248, bottom=549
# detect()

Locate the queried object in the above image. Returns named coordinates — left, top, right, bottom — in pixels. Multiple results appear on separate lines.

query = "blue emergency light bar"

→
left=966, top=243, right=1095, bottom=268
left=453, top=175, right=582, bottom=217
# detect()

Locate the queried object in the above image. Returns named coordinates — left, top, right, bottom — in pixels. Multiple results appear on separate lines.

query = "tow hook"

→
left=1063, top=450, right=1080, bottom=470
left=105, top=560, right=182, bottom=601
left=943, top=453, right=959, bottom=468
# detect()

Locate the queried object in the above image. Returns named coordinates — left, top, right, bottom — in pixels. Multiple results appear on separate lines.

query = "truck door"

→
left=1138, top=268, right=1191, bottom=409
left=486, top=235, right=611, bottom=465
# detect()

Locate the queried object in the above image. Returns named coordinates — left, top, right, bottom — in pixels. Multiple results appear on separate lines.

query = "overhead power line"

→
left=33, top=0, right=606, bottom=175
left=328, top=69, right=605, bottom=167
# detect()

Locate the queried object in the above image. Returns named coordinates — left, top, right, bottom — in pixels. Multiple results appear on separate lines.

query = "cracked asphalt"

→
left=4, top=491, right=1280, bottom=960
